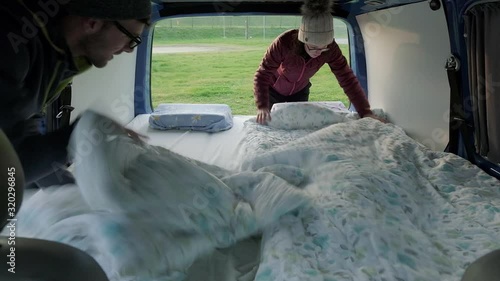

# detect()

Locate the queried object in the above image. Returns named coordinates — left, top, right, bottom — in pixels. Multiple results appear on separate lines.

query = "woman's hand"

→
left=256, top=108, right=271, bottom=125
left=363, top=113, right=387, bottom=123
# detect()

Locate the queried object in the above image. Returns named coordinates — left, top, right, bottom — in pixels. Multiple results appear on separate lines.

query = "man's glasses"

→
left=305, top=44, right=329, bottom=52
left=113, top=21, right=142, bottom=49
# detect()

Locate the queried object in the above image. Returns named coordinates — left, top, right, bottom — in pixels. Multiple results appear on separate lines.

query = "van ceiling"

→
left=156, top=0, right=427, bottom=18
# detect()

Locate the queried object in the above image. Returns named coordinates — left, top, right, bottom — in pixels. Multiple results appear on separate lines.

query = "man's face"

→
left=82, top=20, right=146, bottom=68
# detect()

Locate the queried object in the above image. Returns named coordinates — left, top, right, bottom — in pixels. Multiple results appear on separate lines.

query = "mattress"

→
left=125, top=101, right=359, bottom=170
left=12, top=104, right=500, bottom=281
left=127, top=114, right=253, bottom=170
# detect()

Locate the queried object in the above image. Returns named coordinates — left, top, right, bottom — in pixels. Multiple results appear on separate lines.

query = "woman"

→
left=253, top=0, right=382, bottom=124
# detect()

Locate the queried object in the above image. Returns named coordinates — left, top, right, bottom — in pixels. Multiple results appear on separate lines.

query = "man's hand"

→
left=363, top=113, right=387, bottom=123
left=125, top=128, right=149, bottom=144
left=256, top=108, right=271, bottom=125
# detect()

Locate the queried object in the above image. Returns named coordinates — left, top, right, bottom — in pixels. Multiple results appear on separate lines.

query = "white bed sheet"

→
left=127, top=114, right=253, bottom=170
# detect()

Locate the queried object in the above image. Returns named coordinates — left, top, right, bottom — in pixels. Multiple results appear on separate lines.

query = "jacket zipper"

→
left=43, top=61, right=63, bottom=107
left=290, top=57, right=309, bottom=95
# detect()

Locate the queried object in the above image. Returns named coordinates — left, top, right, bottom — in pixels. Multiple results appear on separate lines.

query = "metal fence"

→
left=156, top=16, right=348, bottom=40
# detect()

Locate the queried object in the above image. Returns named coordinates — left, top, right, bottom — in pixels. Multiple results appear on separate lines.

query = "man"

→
left=0, top=0, right=151, bottom=190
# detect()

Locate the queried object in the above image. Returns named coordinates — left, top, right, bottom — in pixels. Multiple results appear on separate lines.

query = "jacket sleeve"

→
left=253, top=34, right=287, bottom=110
left=327, top=42, right=373, bottom=117
left=0, top=11, right=74, bottom=184
left=0, top=44, right=35, bottom=130
left=15, top=122, right=76, bottom=184
left=0, top=10, right=40, bottom=133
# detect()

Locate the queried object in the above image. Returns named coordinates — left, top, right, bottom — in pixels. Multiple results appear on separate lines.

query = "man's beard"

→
left=81, top=33, right=111, bottom=68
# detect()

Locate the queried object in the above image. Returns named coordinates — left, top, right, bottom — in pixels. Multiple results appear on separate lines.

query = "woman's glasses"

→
left=305, top=44, right=329, bottom=52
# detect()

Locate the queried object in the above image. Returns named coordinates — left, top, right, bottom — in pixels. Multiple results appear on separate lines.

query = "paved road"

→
left=152, top=45, right=250, bottom=54
left=152, top=38, right=349, bottom=54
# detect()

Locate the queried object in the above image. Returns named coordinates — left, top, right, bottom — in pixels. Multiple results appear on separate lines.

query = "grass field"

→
left=151, top=16, right=351, bottom=115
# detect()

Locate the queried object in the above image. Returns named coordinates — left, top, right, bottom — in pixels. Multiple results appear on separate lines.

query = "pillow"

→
left=149, top=103, right=233, bottom=133
left=267, top=102, right=349, bottom=130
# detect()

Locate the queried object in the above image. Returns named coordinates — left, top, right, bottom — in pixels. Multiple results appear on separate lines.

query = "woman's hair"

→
left=292, top=31, right=310, bottom=59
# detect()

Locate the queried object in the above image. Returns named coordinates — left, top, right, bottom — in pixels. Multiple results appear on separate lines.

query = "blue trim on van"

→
left=134, top=2, right=164, bottom=116
left=345, top=16, right=368, bottom=113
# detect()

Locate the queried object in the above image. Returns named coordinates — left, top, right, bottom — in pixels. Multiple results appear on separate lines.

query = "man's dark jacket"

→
left=0, top=0, right=90, bottom=183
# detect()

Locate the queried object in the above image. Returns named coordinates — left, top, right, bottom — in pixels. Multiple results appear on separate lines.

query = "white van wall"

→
left=70, top=52, right=137, bottom=125
left=357, top=1, right=451, bottom=151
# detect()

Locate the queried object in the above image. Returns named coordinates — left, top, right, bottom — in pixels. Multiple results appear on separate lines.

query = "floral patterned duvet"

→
left=240, top=117, right=500, bottom=281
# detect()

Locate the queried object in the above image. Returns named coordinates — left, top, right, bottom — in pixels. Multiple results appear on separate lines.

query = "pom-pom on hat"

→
left=65, top=0, right=152, bottom=21
left=298, top=0, right=334, bottom=46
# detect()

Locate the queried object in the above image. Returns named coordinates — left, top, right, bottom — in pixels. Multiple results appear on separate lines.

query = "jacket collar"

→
left=16, top=0, right=90, bottom=75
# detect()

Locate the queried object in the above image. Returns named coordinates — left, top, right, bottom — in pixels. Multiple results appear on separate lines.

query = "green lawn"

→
left=151, top=17, right=351, bottom=115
